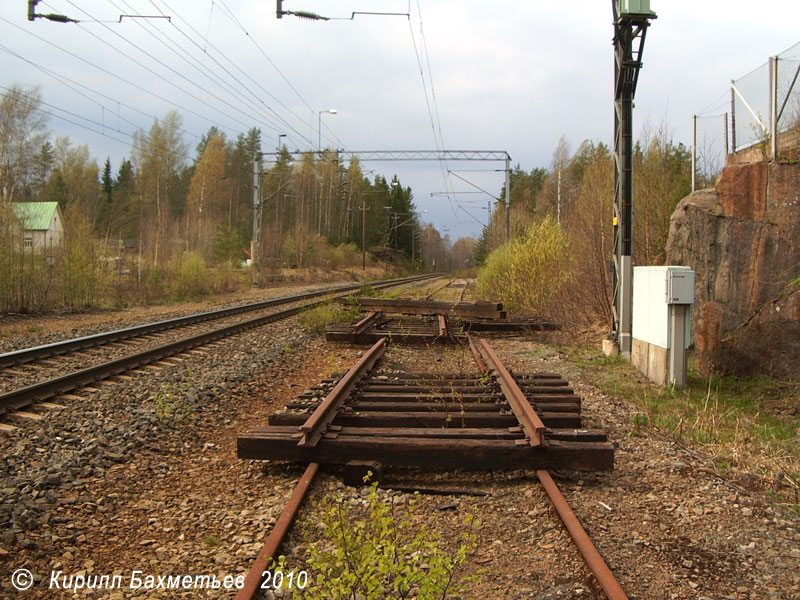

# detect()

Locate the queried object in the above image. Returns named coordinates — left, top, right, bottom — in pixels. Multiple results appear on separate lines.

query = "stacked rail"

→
left=326, top=297, right=558, bottom=343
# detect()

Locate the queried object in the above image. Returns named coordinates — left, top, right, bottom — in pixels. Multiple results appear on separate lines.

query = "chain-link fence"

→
left=692, top=40, right=800, bottom=190
left=693, top=114, right=727, bottom=189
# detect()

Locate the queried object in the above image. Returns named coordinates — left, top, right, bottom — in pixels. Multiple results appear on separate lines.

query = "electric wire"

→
left=0, top=42, right=202, bottom=143
left=211, top=0, right=342, bottom=151
left=212, top=0, right=347, bottom=151
left=406, top=13, right=458, bottom=225
left=58, top=1, right=275, bottom=136
left=111, top=0, right=302, bottom=143
left=150, top=0, right=314, bottom=147
left=0, top=16, right=242, bottom=137
left=0, top=84, right=131, bottom=146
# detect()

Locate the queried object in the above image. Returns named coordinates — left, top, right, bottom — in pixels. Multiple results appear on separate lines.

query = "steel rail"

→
left=297, top=338, right=387, bottom=447
left=0, top=275, right=435, bottom=369
left=0, top=276, right=434, bottom=415
left=235, top=462, right=319, bottom=600
left=537, top=470, right=630, bottom=600
left=458, top=280, right=469, bottom=302
left=477, top=338, right=546, bottom=446
left=424, top=279, right=452, bottom=300
left=467, top=342, right=629, bottom=599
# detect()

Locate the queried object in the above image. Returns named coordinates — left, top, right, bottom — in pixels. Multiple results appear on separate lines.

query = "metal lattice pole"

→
left=611, top=2, right=655, bottom=357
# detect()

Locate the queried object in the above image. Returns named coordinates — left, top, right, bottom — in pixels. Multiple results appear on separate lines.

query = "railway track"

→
left=235, top=330, right=626, bottom=599
left=0, top=274, right=438, bottom=424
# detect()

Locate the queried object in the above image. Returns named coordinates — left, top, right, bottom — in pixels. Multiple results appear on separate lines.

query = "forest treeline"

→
left=476, top=132, right=692, bottom=332
left=0, top=85, right=454, bottom=313
left=2, top=84, right=692, bottom=324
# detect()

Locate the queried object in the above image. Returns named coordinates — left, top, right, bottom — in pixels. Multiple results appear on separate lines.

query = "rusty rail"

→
left=467, top=335, right=487, bottom=372
left=477, top=338, right=546, bottom=446
left=353, top=312, right=381, bottom=335
left=458, top=280, right=469, bottom=302
left=235, top=462, right=319, bottom=600
left=537, top=470, right=629, bottom=600
left=466, top=340, right=628, bottom=597
left=436, top=314, right=447, bottom=338
left=297, top=338, right=387, bottom=446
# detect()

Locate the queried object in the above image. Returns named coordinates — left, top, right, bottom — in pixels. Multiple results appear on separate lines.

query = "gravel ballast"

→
left=1, top=287, right=798, bottom=599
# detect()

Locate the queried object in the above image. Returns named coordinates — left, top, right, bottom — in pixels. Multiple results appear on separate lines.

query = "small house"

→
left=11, top=202, right=65, bottom=250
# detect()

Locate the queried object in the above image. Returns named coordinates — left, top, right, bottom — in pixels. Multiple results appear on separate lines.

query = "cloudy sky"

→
left=2, top=0, right=799, bottom=240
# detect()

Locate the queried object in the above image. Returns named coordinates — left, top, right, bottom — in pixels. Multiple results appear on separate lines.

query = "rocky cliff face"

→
left=665, top=161, right=800, bottom=379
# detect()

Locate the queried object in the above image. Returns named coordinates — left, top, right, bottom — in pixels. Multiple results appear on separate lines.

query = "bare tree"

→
left=0, top=85, right=49, bottom=203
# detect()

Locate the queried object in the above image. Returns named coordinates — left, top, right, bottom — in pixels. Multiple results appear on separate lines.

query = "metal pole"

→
left=251, top=155, right=261, bottom=288
left=504, top=155, right=511, bottom=242
left=668, top=304, right=688, bottom=387
left=612, top=9, right=653, bottom=359
left=770, top=55, right=778, bottom=161
left=691, top=115, right=697, bottom=192
left=724, top=112, right=729, bottom=157
left=361, top=202, right=366, bottom=272
left=730, top=80, right=737, bottom=153
left=317, top=111, right=322, bottom=154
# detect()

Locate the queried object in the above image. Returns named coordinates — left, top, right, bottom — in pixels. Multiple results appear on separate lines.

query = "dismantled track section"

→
left=327, top=297, right=559, bottom=343
left=0, top=274, right=437, bottom=418
left=237, top=338, right=613, bottom=471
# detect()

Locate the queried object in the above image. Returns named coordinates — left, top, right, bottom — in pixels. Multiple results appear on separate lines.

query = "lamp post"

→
left=317, top=109, right=337, bottom=153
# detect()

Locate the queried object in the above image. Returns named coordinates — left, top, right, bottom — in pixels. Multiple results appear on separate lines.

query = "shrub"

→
left=298, top=303, right=360, bottom=334
left=60, top=209, right=108, bottom=311
left=292, top=481, right=480, bottom=600
left=168, top=251, right=209, bottom=300
left=477, top=214, right=574, bottom=318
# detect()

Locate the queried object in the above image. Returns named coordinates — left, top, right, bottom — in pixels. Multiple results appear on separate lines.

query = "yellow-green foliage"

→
left=323, top=242, right=361, bottom=269
left=298, top=303, right=360, bottom=334
left=168, top=251, right=209, bottom=299
left=290, top=481, right=480, bottom=600
left=477, top=215, right=574, bottom=316
left=61, top=208, right=108, bottom=311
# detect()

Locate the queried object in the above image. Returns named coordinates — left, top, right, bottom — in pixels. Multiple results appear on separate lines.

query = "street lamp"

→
left=318, top=109, right=337, bottom=153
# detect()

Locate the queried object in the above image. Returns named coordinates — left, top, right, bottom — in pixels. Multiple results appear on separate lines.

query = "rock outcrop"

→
left=665, top=161, right=800, bottom=379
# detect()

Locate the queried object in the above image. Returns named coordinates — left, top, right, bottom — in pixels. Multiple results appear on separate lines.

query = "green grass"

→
left=202, top=534, right=222, bottom=547
left=566, top=346, right=800, bottom=505
left=298, top=303, right=361, bottom=334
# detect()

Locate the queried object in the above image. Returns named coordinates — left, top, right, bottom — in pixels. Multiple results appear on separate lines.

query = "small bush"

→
left=298, top=303, right=360, bottom=334
left=168, top=251, right=209, bottom=300
left=292, top=481, right=480, bottom=600
left=477, top=214, right=575, bottom=319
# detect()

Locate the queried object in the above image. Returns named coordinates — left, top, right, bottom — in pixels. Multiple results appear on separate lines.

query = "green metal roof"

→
left=11, top=202, right=60, bottom=231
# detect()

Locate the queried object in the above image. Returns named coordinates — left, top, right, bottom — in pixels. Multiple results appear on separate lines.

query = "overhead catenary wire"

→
left=0, top=16, right=242, bottom=138
left=212, top=0, right=348, bottom=152
left=110, top=0, right=306, bottom=147
left=0, top=84, right=131, bottom=146
left=57, top=1, right=282, bottom=137
left=0, top=42, right=204, bottom=143
left=151, top=0, right=316, bottom=148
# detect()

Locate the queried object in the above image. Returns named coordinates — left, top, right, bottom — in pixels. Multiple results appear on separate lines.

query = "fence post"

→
left=730, top=80, right=737, bottom=153
left=770, top=55, right=778, bottom=160
left=691, top=115, right=697, bottom=192
left=724, top=112, right=729, bottom=158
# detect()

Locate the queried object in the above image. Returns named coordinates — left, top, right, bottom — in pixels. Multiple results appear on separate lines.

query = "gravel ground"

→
left=0, top=281, right=353, bottom=354
left=1, top=280, right=798, bottom=599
